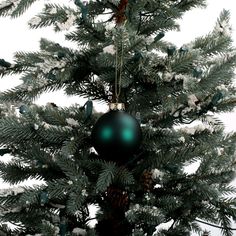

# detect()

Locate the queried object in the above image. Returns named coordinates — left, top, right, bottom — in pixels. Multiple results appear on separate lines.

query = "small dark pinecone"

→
left=140, top=170, right=154, bottom=192
left=106, top=186, right=129, bottom=210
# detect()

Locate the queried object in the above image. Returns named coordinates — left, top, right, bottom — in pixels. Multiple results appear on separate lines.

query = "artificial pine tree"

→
left=0, top=0, right=236, bottom=235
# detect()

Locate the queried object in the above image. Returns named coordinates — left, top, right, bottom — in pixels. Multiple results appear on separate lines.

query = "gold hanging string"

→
left=115, top=30, right=124, bottom=103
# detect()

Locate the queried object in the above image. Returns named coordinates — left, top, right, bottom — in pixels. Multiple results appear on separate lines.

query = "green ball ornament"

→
left=91, top=103, right=142, bottom=162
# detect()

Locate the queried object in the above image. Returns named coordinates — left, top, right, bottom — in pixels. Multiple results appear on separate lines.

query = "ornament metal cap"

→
left=109, top=103, right=125, bottom=111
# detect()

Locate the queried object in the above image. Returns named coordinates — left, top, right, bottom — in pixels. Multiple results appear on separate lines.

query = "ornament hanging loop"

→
left=113, top=1, right=128, bottom=103
left=114, top=30, right=124, bottom=103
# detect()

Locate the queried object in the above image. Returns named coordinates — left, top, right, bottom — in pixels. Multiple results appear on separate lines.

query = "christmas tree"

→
left=0, top=0, right=236, bottom=235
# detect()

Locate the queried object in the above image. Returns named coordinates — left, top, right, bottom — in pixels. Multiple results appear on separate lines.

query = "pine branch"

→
left=196, top=219, right=236, bottom=231
left=28, top=4, right=76, bottom=30
left=11, top=0, right=38, bottom=18
left=96, top=162, right=117, bottom=192
left=0, top=1, right=14, bottom=17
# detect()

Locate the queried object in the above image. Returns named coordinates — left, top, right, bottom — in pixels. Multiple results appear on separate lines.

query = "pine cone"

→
left=140, top=170, right=154, bottom=192
left=115, top=0, right=128, bottom=24
left=106, top=186, right=129, bottom=210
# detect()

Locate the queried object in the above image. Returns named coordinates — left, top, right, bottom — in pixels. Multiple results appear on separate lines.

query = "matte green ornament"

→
left=91, top=103, right=142, bottom=162
left=122, top=128, right=134, bottom=142
left=101, top=126, right=113, bottom=140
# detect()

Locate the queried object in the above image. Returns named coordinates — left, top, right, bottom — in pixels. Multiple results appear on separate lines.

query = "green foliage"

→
left=96, top=162, right=117, bottom=192
left=29, top=3, right=77, bottom=31
left=0, top=160, right=41, bottom=184
left=0, top=0, right=236, bottom=235
left=40, top=221, right=59, bottom=235
left=0, top=116, right=36, bottom=144
left=11, top=0, right=38, bottom=18
left=170, top=51, right=199, bottom=74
